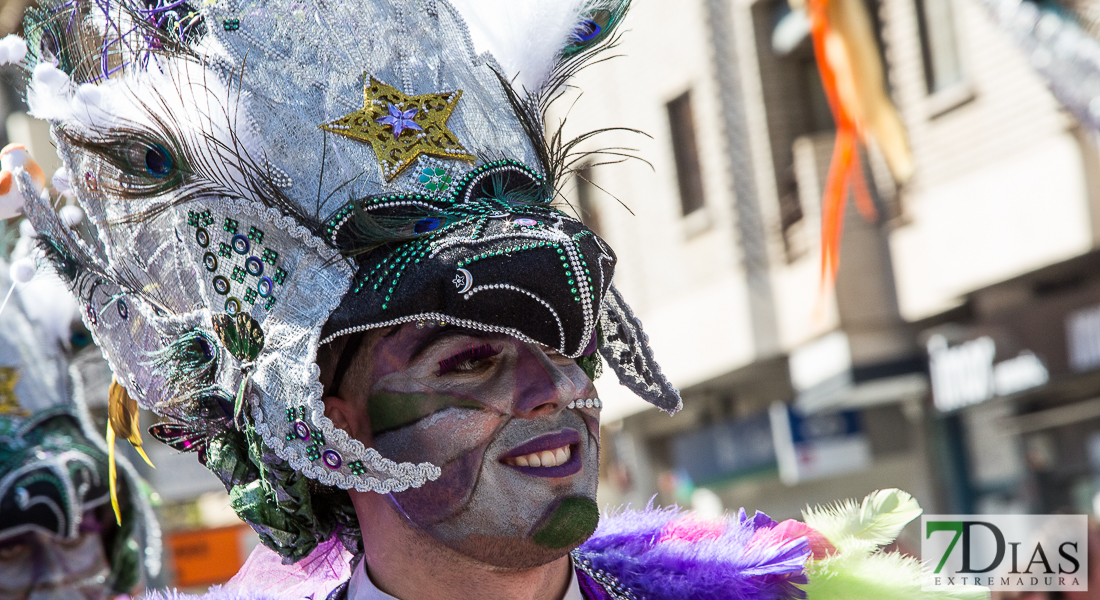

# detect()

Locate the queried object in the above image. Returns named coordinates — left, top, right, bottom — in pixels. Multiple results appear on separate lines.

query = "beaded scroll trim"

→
left=571, top=550, right=639, bottom=600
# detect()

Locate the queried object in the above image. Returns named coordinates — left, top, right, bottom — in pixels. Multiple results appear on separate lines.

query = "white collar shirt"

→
left=346, top=558, right=585, bottom=600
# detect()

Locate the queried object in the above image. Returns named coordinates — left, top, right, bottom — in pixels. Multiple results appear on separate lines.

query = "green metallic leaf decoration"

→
left=212, top=313, right=265, bottom=364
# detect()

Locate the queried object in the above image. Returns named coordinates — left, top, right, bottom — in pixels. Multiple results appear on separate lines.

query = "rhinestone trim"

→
left=571, top=550, right=638, bottom=600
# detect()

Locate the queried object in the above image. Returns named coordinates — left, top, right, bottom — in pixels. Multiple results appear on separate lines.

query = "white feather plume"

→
left=447, top=0, right=591, bottom=94
left=0, top=35, right=27, bottom=66
left=27, top=63, right=74, bottom=121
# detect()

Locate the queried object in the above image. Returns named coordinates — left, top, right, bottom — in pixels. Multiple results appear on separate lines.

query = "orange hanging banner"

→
left=800, top=0, right=914, bottom=282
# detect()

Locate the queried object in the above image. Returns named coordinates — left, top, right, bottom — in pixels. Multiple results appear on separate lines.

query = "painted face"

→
left=340, top=324, right=601, bottom=568
left=0, top=527, right=110, bottom=600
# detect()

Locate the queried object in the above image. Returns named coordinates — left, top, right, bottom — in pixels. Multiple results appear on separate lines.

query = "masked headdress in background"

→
left=0, top=254, right=161, bottom=593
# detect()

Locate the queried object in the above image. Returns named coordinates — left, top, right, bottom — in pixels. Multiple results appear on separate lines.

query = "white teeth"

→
left=504, top=444, right=573, bottom=468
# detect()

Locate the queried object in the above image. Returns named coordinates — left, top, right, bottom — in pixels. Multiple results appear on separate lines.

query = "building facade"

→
left=559, top=0, right=1100, bottom=523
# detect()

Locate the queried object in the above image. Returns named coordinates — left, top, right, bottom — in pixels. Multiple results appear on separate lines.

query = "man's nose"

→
left=511, top=344, right=577, bottom=417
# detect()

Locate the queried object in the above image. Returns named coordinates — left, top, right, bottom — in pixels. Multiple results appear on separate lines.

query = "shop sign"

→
left=769, top=403, right=870, bottom=485
left=167, top=524, right=249, bottom=588
left=928, top=335, right=1049, bottom=412
left=670, top=412, right=776, bottom=485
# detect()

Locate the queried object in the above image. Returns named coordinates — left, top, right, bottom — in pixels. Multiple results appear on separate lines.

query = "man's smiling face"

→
left=326, top=323, right=601, bottom=568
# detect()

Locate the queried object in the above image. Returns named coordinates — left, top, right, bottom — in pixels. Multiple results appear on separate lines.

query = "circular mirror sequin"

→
left=245, top=256, right=264, bottom=277
left=293, top=422, right=311, bottom=441
left=203, top=252, right=218, bottom=272
left=116, top=299, right=128, bottom=320
left=225, top=297, right=241, bottom=314
left=257, top=277, right=274, bottom=297
left=195, top=228, right=210, bottom=247
left=212, top=276, right=230, bottom=295
left=321, top=449, right=342, bottom=469
left=231, top=234, right=250, bottom=255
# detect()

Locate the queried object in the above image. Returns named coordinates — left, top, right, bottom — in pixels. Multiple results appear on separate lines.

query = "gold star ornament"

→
left=320, top=75, right=476, bottom=180
left=0, top=367, right=27, bottom=417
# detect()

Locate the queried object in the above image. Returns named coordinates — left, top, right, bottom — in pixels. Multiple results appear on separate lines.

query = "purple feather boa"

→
left=577, top=505, right=810, bottom=600
left=145, top=506, right=811, bottom=600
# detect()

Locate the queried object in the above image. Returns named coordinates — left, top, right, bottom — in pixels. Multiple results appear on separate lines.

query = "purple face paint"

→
left=351, top=324, right=602, bottom=568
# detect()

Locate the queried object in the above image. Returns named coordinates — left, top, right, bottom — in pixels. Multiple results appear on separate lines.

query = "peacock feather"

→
left=147, top=329, right=219, bottom=397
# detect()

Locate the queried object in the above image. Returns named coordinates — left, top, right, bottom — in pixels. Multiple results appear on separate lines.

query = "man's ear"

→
left=323, top=395, right=360, bottom=440
left=323, top=392, right=376, bottom=446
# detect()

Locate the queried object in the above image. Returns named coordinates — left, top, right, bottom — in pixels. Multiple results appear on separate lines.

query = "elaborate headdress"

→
left=11, top=0, right=680, bottom=560
left=0, top=258, right=161, bottom=592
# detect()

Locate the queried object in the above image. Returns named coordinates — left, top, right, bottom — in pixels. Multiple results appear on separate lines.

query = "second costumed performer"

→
left=6, top=0, right=985, bottom=598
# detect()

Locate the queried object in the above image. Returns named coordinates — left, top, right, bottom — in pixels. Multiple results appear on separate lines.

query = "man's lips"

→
left=501, top=429, right=581, bottom=459
left=499, top=429, right=583, bottom=478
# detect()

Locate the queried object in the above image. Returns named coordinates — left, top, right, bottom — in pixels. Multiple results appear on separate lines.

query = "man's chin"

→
left=444, top=533, right=582, bottom=569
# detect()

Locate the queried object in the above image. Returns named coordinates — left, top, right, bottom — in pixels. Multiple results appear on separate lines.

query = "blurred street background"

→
left=5, top=0, right=1100, bottom=590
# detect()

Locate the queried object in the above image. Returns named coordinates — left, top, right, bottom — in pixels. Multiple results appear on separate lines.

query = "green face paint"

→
left=367, top=391, right=483, bottom=435
left=531, top=497, right=600, bottom=549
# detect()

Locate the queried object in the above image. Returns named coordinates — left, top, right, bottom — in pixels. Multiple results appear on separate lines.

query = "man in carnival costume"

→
left=0, top=247, right=161, bottom=599
left=1, top=0, right=983, bottom=598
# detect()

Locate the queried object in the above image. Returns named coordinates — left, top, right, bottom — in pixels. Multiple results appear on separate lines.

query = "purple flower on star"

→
left=376, top=103, right=423, bottom=138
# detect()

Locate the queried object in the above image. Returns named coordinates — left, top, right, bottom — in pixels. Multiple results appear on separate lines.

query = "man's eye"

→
left=438, top=343, right=501, bottom=375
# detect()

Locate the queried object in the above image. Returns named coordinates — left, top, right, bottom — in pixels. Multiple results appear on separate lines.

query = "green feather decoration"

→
left=805, top=549, right=988, bottom=600
left=212, top=313, right=265, bottom=364
left=211, top=313, right=265, bottom=427
left=147, top=330, right=218, bottom=395
left=804, top=488, right=922, bottom=554
left=803, top=489, right=989, bottom=600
